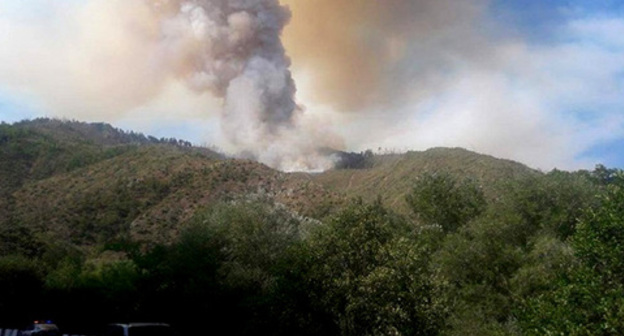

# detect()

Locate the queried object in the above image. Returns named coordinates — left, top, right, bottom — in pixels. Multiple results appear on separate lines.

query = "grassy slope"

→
left=312, top=147, right=540, bottom=213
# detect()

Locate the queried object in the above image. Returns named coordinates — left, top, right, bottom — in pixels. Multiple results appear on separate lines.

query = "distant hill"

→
left=0, top=118, right=211, bottom=194
left=1, top=118, right=541, bottom=248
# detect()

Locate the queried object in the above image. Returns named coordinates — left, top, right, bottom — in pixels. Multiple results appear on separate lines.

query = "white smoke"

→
left=144, top=0, right=334, bottom=170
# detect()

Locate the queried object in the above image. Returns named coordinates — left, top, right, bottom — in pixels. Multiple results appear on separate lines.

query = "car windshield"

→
left=128, top=326, right=174, bottom=336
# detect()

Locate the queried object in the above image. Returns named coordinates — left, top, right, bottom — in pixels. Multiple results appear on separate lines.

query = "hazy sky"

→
left=0, top=0, right=623, bottom=170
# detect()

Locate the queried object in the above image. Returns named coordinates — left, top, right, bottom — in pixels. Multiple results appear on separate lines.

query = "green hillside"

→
left=4, top=120, right=543, bottom=248
left=313, top=147, right=538, bottom=213
left=0, top=118, right=196, bottom=200
left=9, top=146, right=340, bottom=245
left=0, top=119, right=150, bottom=239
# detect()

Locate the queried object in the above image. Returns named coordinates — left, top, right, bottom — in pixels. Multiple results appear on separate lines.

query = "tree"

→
left=520, top=176, right=624, bottom=335
left=590, top=164, right=622, bottom=186
left=501, top=171, right=599, bottom=241
left=406, top=172, right=486, bottom=233
left=307, top=199, right=442, bottom=335
left=432, top=216, right=525, bottom=335
left=133, top=199, right=310, bottom=335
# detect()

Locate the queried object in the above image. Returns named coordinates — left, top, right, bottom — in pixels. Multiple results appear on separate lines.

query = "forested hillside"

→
left=1, top=119, right=623, bottom=335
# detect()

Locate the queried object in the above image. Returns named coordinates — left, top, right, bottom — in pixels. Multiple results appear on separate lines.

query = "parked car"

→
left=101, top=323, right=175, bottom=336
left=18, top=321, right=61, bottom=336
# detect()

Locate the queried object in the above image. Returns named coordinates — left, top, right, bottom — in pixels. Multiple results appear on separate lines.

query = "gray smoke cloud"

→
left=147, top=0, right=333, bottom=169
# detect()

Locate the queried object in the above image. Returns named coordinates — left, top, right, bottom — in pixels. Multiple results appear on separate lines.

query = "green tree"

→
left=501, top=170, right=598, bottom=241
left=0, top=221, right=44, bottom=258
left=520, top=176, right=624, bottom=335
left=406, top=172, right=486, bottom=233
left=307, top=199, right=441, bottom=335
left=433, top=216, right=525, bottom=335
left=590, top=164, right=622, bottom=186
left=134, top=198, right=311, bottom=335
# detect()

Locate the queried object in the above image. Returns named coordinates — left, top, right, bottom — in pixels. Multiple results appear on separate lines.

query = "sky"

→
left=0, top=0, right=623, bottom=171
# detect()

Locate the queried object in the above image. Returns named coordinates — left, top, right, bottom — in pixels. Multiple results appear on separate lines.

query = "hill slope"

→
left=1, top=119, right=542, bottom=248
left=8, top=145, right=342, bottom=245
left=313, top=147, right=539, bottom=213
left=0, top=118, right=209, bottom=196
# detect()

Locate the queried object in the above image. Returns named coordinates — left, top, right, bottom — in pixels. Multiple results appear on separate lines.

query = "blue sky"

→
left=581, top=138, right=624, bottom=168
left=0, top=0, right=623, bottom=170
left=0, top=94, right=35, bottom=123
left=491, top=0, right=624, bottom=35
left=488, top=0, right=624, bottom=168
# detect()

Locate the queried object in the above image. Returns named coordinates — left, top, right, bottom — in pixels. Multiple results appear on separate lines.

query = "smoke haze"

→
left=281, top=0, right=490, bottom=112
left=280, top=0, right=624, bottom=169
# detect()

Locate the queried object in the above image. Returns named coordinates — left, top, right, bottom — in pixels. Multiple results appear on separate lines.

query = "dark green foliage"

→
left=519, top=174, right=624, bottom=335
left=510, top=235, right=574, bottom=302
left=331, top=149, right=375, bottom=169
left=308, top=199, right=442, bottom=335
left=191, top=201, right=301, bottom=291
left=574, top=182, right=624, bottom=281
left=129, top=199, right=316, bottom=335
left=0, top=221, right=44, bottom=258
left=428, top=170, right=599, bottom=335
left=433, top=216, right=526, bottom=335
left=501, top=170, right=599, bottom=240
left=590, top=164, right=622, bottom=186
left=406, top=171, right=486, bottom=232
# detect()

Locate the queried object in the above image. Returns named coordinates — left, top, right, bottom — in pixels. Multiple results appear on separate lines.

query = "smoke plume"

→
left=0, top=0, right=341, bottom=171
left=146, top=0, right=338, bottom=170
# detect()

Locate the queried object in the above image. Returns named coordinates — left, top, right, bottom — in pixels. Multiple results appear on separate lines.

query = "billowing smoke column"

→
left=146, top=0, right=335, bottom=170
